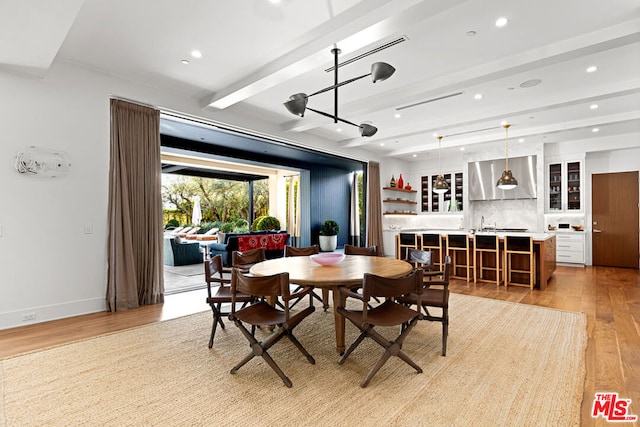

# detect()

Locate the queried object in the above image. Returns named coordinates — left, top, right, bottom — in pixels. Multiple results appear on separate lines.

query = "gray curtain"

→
left=107, top=99, right=164, bottom=311
left=367, top=162, right=384, bottom=256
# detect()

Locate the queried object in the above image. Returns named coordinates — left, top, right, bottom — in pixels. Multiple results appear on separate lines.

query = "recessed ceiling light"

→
left=518, top=138, right=524, bottom=142
left=590, top=104, right=599, bottom=109
left=592, top=127, right=600, bottom=133
left=380, top=143, right=385, bottom=146
left=394, top=113, right=401, bottom=118
left=181, top=59, right=190, bottom=65
left=191, top=50, right=202, bottom=58
left=269, top=0, right=281, bottom=4
left=466, top=30, right=477, bottom=37
left=336, top=128, right=342, bottom=132
left=412, top=154, right=417, bottom=157
left=460, top=147, right=465, bottom=151
left=432, top=133, right=438, bottom=137
left=474, top=93, right=483, bottom=100
left=519, top=79, right=542, bottom=88
left=586, top=65, right=598, bottom=73
left=495, top=17, right=509, bottom=27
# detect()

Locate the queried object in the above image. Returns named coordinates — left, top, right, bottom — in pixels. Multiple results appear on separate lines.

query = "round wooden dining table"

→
left=249, top=255, right=413, bottom=354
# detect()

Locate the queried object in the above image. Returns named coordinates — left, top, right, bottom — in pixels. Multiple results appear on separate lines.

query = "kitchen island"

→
left=391, top=229, right=556, bottom=290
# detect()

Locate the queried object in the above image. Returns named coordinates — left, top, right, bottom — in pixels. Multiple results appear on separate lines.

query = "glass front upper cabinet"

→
left=566, top=161, right=581, bottom=210
left=548, top=163, right=562, bottom=210
left=547, top=161, right=581, bottom=211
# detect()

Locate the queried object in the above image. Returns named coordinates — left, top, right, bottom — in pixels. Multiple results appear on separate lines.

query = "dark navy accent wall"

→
left=310, top=167, right=351, bottom=248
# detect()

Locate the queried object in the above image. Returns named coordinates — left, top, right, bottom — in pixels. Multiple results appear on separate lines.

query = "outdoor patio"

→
left=164, top=263, right=208, bottom=295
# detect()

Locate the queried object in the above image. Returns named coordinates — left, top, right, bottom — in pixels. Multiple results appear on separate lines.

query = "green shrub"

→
left=165, top=219, right=179, bottom=229
left=197, top=221, right=217, bottom=234
left=220, top=222, right=235, bottom=233
left=235, top=218, right=249, bottom=229
left=319, top=220, right=339, bottom=236
left=251, top=215, right=281, bottom=231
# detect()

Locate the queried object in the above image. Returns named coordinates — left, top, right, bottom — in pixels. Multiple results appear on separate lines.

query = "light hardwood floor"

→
left=1, top=265, right=638, bottom=426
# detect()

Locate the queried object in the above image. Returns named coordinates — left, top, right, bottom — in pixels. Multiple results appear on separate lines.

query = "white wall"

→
left=0, top=59, right=383, bottom=329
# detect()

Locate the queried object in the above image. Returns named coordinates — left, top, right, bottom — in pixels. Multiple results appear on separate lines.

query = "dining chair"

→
left=344, top=244, right=382, bottom=305
left=404, top=248, right=434, bottom=272
left=398, top=256, right=452, bottom=356
left=344, top=244, right=378, bottom=256
left=284, top=245, right=328, bottom=310
left=231, top=247, right=266, bottom=273
left=204, top=254, right=253, bottom=348
left=337, top=268, right=424, bottom=387
left=229, top=269, right=316, bottom=388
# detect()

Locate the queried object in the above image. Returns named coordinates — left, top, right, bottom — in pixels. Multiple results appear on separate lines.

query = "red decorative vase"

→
left=397, top=174, right=404, bottom=189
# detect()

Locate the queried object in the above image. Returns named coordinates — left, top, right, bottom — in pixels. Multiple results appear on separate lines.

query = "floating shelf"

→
left=382, top=187, right=417, bottom=193
left=383, top=199, right=417, bottom=204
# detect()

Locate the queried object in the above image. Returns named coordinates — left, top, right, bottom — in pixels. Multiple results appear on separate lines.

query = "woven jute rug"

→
left=0, top=294, right=586, bottom=426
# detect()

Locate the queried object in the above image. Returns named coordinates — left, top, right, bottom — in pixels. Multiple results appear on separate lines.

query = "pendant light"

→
left=433, top=135, right=449, bottom=194
left=496, top=123, right=518, bottom=190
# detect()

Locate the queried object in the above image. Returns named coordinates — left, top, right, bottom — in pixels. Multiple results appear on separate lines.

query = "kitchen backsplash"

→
left=467, top=199, right=542, bottom=231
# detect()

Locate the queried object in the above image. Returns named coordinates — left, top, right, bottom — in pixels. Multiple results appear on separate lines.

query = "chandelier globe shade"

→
left=283, top=93, right=308, bottom=116
left=371, top=62, right=395, bottom=83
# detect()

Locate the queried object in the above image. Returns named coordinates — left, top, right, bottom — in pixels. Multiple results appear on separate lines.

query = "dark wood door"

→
left=592, top=171, right=639, bottom=268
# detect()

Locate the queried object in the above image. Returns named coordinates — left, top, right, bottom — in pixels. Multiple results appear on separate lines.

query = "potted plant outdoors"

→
left=319, top=220, right=339, bottom=252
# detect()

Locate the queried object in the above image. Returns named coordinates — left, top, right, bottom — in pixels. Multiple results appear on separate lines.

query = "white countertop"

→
left=384, top=228, right=555, bottom=241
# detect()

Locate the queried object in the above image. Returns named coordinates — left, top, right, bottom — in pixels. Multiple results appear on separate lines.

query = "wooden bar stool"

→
left=504, top=236, right=535, bottom=289
left=421, top=233, right=443, bottom=271
left=446, top=234, right=474, bottom=282
left=396, top=233, right=418, bottom=261
left=473, top=234, right=502, bottom=287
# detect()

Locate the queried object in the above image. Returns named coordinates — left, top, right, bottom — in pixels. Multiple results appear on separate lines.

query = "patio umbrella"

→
left=191, top=196, right=202, bottom=225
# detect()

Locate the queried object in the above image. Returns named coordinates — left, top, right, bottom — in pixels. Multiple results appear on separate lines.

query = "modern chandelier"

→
left=283, top=47, right=395, bottom=137
left=496, top=123, right=518, bottom=190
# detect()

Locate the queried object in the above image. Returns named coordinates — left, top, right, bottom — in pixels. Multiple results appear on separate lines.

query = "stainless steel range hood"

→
left=468, top=155, right=537, bottom=201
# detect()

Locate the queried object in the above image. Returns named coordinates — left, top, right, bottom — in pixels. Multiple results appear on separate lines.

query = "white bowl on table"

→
left=310, top=253, right=346, bottom=266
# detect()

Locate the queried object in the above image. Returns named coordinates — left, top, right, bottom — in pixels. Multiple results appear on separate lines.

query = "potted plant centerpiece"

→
left=319, top=219, right=339, bottom=252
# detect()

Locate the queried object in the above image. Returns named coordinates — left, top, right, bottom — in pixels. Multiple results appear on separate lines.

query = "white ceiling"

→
left=2, top=0, right=639, bottom=160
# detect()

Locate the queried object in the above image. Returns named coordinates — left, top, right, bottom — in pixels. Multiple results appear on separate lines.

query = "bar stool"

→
left=473, top=234, right=502, bottom=287
left=504, top=236, right=535, bottom=289
left=446, top=234, right=474, bottom=282
left=397, top=233, right=418, bottom=261
left=421, top=233, right=443, bottom=271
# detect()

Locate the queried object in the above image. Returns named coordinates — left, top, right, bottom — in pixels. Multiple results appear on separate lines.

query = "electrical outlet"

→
left=22, top=312, right=36, bottom=321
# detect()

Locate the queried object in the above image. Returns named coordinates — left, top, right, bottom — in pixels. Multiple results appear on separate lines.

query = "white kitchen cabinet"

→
left=382, top=230, right=399, bottom=257
left=555, top=233, right=585, bottom=264
left=546, top=159, right=584, bottom=212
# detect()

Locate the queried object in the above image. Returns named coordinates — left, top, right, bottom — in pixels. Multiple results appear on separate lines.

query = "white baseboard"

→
left=0, top=298, right=107, bottom=330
